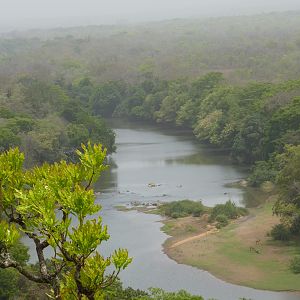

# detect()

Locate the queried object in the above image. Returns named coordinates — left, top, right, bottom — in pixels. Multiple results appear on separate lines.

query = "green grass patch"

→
left=161, top=222, right=175, bottom=235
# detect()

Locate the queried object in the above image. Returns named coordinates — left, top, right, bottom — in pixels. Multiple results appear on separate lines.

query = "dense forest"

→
left=0, top=78, right=115, bottom=166
left=0, top=10, right=300, bottom=300
left=2, top=70, right=299, bottom=169
left=1, top=12, right=300, bottom=85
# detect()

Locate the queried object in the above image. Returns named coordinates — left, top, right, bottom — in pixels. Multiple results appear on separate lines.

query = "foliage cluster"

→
left=247, top=160, right=278, bottom=187
left=160, top=200, right=205, bottom=218
left=209, top=201, right=248, bottom=223
left=290, top=256, right=300, bottom=274
left=215, top=214, right=229, bottom=229
left=0, top=144, right=131, bottom=299
left=73, top=73, right=300, bottom=168
left=272, top=145, right=300, bottom=238
left=270, top=224, right=292, bottom=241
left=0, top=78, right=115, bottom=166
left=158, top=199, right=246, bottom=231
left=105, top=285, right=204, bottom=300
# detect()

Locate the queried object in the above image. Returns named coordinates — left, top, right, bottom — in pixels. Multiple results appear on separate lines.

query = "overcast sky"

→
left=1, top=0, right=300, bottom=31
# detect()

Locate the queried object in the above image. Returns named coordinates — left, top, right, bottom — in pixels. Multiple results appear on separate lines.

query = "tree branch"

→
left=85, top=168, right=95, bottom=191
left=8, top=213, right=50, bottom=279
left=0, top=251, right=46, bottom=284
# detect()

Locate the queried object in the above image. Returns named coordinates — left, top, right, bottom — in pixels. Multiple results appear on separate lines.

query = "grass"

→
left=164, top=197, right=300, bottom=291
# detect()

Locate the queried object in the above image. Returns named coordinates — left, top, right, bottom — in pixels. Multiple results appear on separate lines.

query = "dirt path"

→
left=169, top=228, right=219, bottom=248
left=168, top=215, right=252, bottom=249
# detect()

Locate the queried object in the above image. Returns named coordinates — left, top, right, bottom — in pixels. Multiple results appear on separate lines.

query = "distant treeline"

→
left=72, top=73, right=300, bottom=167
left=1, top=11, right=300, bottom=85
left=1, top=69, right=299, bottom=171
left=2, top=71, right=299, bottom=167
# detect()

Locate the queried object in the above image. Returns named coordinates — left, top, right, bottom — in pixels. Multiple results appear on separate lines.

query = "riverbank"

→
left=162, top=195, right=300, bottom=291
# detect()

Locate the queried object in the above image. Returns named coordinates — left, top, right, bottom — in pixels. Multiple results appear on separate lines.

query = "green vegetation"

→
left=209, top=200, right=248, bottom=222
left=165, top=200, right=300, bottom=291
left=215, top=214, right=229, bottom=229
left=0, top=78, right=115, bottom=166
left=157, top=199, right=247, bottom=231
left=0, top=144, right=132, bottom=299
left=136, top=288, right=203, bottom=300
left=248, top=160, right=278, bottom=187
left=159, top=200, right=205, bottom=218
left=270, top=224, right=292, bottom=241
left=1, top=12, right=300, bottom=83
left=0, top=242, right=33, bottom=299
left=290, top=256, right=300, bottom=274
left=0, top=11, right=300, bottom=297
left=105, top=285, right=204, bottom=300
left=273, top=146, right=300, bottom=224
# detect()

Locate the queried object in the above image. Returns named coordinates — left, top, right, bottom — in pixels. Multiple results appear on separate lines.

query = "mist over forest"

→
left=1, top=11, right=300, bottom=85
left=1, top=0, right=300, bottom=31
left=0, top=2, right=300, bottom=300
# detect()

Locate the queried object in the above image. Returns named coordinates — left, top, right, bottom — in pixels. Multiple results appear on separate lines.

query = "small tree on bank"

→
left=0, top=143, right=132, bottom=299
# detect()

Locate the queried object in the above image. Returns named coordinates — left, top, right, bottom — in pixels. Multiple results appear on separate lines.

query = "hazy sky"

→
left=1, top=0, right=300, bottom=31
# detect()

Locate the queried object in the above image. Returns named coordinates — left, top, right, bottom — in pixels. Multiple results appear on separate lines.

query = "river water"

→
left=96, top=120, right=300, bottom=300
left=24, top=120, right=299, bottom=300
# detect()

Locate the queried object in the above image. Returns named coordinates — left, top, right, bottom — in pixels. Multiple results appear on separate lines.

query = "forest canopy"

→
left=1, top=12, right=300, bottom=85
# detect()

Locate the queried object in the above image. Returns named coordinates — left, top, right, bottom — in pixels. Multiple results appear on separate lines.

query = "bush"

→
left=270, top=224, right=291, bottom=241
left=192, top=207, right=203, bottom=217
left=171, top=212, right=181, bottom=219
left=215, top=214, right=229, bottom=228
left=209, top=200, right=247, bottom=222
left=248, top=160, right=278, bottom=187
left=290, top=256, right=300, bottom=274
left=161, top=200, right=204, bottom=218
left=290, top=216, right=300, bottom=235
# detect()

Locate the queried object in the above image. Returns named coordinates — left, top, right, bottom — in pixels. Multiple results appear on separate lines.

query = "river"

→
left=24, top=120, right=299, bottom=300
left=96, top=120, right=300, bottom=300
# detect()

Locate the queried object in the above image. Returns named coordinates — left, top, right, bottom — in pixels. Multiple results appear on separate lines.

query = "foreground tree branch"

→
left=0, top=251, right=45, bottom=283
left=0, top=143, right=132, bottom=299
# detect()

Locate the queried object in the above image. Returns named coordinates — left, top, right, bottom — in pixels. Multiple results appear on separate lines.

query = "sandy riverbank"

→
left=162, top=196, right=300, bottom=291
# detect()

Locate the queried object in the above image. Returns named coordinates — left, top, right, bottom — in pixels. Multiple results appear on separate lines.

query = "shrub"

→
left=161, top=200, right=204, bottom=218
left=209, top=200, right=247, bottom=222
left=215, top=214, right=229, bottom=228
left=270, top=224, right=291, bottom=241
left=248, top=160, right=278, bottom=187
left=290, top=216, right=300, bottom=235
left=192, top=207, right=203, bottom=217
left=171, top=212, right=181, bottom=219
left=290, top=256, right=300, bottom=274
